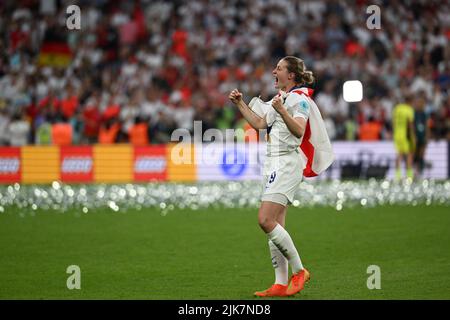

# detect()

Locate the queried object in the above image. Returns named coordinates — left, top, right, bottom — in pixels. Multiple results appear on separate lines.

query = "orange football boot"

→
left=285, top=269, right=310, bottom=296
left=254, top=284, right=288, bottom=297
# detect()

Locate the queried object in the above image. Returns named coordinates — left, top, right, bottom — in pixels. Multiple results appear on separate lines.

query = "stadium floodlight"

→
left=343, top=80, right=363, bottom=102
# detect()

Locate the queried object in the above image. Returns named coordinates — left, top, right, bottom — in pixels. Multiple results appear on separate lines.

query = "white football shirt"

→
left=265, top=92, right=310, bottom=156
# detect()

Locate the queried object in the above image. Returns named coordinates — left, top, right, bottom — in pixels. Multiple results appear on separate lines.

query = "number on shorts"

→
left=268, top=171, right=276, bottom=184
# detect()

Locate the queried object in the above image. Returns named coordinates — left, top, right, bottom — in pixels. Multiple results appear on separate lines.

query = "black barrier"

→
left=339, top=150, right=390, bottom=180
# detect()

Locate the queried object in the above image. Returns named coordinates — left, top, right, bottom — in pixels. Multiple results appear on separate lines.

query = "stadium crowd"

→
left=0, top=0, right=449, bottom=146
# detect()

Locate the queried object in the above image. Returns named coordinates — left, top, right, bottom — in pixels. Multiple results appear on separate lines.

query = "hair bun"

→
left=302, top=70, right=315, bottom=85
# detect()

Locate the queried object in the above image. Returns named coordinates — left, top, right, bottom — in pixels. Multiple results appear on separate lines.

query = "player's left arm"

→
left=272, top=95, right=308, bottom=138
left=408, top=111, right=416, bottom=145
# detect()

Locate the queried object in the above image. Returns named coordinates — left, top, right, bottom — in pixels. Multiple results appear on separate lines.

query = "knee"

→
left=257, top=215, right=267, bottom=229
left=258, top=213, right=276, bottom=233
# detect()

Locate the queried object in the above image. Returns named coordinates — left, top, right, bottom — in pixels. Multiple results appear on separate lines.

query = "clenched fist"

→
left=271, top=95, right=284, bottom=113
left=229, top=89, right=243, bottom=105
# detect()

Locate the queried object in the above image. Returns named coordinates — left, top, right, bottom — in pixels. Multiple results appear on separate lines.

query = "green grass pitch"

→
left=0, top=204, right=449, bottom=299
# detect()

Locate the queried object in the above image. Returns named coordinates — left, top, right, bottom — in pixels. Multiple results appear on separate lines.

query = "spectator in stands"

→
left=7, top=113, right=30, bottom=146
left=150, top=110, right=178, bottom=144
left=0, top=107, right=10, bottom=145
left=70, top=109, right=84, bottom=145
left=34, top=109, right=52, bottom=145
left=82, top=94, right=101, bottom=144
left=51, top=116, right=72, bottom=146
left=359, top=116, right=382, bottom=141
left=129, top=116, right=150, bottom=146
left=344, top=114, right=358, bottom=141
left=98, top=118, right=121, bottom=144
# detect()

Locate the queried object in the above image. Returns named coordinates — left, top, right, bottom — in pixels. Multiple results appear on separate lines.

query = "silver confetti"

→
left=0, top=179, right=448, bottom=215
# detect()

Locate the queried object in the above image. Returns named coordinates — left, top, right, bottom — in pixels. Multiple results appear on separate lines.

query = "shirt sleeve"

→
left=265, top=108, right=276, bottom=126
left=285, top=94, right=310, bottom=120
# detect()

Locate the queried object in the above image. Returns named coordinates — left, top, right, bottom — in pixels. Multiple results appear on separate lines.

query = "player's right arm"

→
left=229, top=89, right=268, bottom=130
left=392, top=106, right=397, bottom=134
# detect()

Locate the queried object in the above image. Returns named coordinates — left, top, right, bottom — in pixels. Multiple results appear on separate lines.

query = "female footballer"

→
left=229, top=56, right=314, bottom=297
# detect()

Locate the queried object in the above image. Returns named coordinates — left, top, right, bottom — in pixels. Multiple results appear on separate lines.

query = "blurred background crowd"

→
left=0, top=0, right=449, bottom=146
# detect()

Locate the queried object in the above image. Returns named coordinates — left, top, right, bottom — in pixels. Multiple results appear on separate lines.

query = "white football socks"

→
left=268, top=240, right=289, bottom=285
left=267, top=223, right=303, bottom=274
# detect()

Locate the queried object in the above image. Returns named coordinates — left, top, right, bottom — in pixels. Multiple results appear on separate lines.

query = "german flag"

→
left=38, top=42, right=72, bottom=67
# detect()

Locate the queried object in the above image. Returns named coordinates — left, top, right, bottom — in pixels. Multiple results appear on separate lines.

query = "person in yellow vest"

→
left=392, top=95, right=416, bottom=181
left=128, top=116, right=149, bottom=145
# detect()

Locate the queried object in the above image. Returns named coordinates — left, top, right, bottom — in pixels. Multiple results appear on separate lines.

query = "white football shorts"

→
left=261, top=149, right=305, bottom=206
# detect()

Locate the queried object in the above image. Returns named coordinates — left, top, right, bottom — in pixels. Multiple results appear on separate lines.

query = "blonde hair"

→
left=282, top=56, right=315, bottom=85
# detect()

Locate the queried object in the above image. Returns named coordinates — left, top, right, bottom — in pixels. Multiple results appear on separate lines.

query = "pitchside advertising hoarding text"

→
left=0, top=142, right=448, bottom=184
